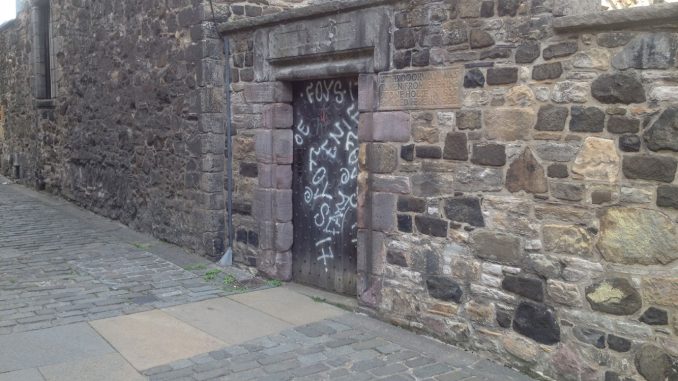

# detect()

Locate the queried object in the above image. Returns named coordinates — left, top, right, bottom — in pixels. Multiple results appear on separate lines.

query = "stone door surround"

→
left=226, top=1, right=393, bottom=300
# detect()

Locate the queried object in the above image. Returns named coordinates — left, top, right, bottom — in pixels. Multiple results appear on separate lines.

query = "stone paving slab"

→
left=144, top=313, right=537, bottom=381
left=284, top=283, right=358, bottom=310
left=163, top=297, right=293, bottom=345
left=89, top=309, right=226, bottom=371
left=38, top=353, right=145, bottom=381
left=0, top=323, right=113, bottom=373
left=229, top=286, right=347, bottom=325
left=0, top=368, right=45, bottom=381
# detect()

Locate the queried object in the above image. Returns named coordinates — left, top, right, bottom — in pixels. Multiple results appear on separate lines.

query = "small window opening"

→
left=37, top=2, right=51, bottom=99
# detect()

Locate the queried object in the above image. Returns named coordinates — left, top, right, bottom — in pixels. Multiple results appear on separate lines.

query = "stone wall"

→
left=0, top=0, right=230, bottom=257
left=374, top=4, right=678, bottom=379
left=227, top=33, right=269, bottom=267
left=2, top=0, right=678, bottom=378
left=0, top=6, right=44, bottom=188
left=0, top=0, right=314, bottom=254
left=210, top=0, right=320, bottom=20
left=226, top=0, right=678, bottom=380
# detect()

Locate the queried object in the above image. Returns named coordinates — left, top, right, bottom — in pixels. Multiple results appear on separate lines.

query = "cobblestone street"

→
left=0, top=177, right=226, bottom=335
left=0, top=178, right=535, bottom=381
left=143, top=314, right=537, bottom=381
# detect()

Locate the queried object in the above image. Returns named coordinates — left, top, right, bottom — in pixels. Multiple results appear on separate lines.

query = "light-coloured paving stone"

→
left=39, top=353, right=145, bottom=381
left=0, top=323, right=114, bottom=373
left=89, top=309, right=225, bottom=371
left=0, top=368, right=45, bottom=381
left=228, top=287, right=347, bottom=325
left=285, top=283, right=358, bottom=311
left=163, top=297, right=292, bottom=345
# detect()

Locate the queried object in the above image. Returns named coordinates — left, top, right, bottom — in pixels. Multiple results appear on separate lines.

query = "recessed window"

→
left=31, top=0, right=53, bottom=100
left=38, top=3, right=51, bottom=99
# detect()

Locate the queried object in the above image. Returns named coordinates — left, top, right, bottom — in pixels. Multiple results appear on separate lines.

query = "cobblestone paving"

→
left=1, top=178, right=538, bottom=381
left=0, top=181, right=225, bottom=335
left=144, top=314, right=537, bottom=381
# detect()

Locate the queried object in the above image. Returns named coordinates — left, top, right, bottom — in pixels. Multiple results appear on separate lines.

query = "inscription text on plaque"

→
left=377, top=68, right=462, bottom=110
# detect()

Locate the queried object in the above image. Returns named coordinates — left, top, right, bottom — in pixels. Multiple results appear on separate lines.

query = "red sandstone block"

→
left=258, top=163, right=275, bottom=189
left=258, top=223, right=275, bottom=251
left=359, top=113, right=374, bottom=142
left=357, top=230, right=385, bottom=274
left=273, top=130, right=294, bottom=165
left=259, top=164, right=293, bottom=189
left=371, top=192, right=397, bottom=232
left=253, top=188, right=274, bottom=222
left=274, top=189, right=293, bottom=223
left=257, top=250, right=292, bottom=281
left=359, top=74, right=377, bottom=112
left=275, top=222, right=293, bottom=252
left=263, top=103, right=294, bottom=129
left=373, top=112, right=411, bottom=142
left=255, top=130, right=274, bottom=164
left=244, top=82, right=292, bottom=103
left=275, top=165, right=292, bottom=189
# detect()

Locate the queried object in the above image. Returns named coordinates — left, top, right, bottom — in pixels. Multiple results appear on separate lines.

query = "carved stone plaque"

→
left=377, top=68, right=463, bottom=110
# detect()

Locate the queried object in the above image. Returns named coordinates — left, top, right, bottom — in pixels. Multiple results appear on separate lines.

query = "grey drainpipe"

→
left=218, top=30, right=234, bottom=266
left=365, top=147, right=374, bottom=299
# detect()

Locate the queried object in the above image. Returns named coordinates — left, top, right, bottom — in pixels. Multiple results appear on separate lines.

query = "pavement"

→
left=0, top=175, right=536, bottom=381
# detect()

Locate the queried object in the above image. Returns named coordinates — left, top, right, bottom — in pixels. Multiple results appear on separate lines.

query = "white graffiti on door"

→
left=296, top=79, right=359, bottom=272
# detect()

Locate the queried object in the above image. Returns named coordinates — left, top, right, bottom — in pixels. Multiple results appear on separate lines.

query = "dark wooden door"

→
left=292, top=78, right=359, bottom=296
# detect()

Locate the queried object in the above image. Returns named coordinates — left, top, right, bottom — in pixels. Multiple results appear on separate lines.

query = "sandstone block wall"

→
left=378, top=4, right=678, bottom=381
left=227, top=1, right=678, bottom=380
left=377, top=4, right=678, bottom=381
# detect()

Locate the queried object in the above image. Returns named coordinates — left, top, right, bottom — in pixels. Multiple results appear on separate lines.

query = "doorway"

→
left=291, top=78, right=359, bottom=295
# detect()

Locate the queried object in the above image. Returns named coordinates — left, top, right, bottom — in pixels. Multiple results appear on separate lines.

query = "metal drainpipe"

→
left=207, top=0, right=234, bottom=266
left=220, top=36, right=234, bottom=267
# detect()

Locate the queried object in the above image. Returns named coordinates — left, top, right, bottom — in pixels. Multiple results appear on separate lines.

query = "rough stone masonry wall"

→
left=209, top=0, right=336, bottom=267
left=226, top=1, right=678, bottom=380
left=210, top=0, right=327, bottom=21
left=0, top=14, right=38, bottom=182
left=369, top=2, right=678, bottom=381
left=0, top=0, right=229, bottom=257
left=0, top=0, right=321, bottom=256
